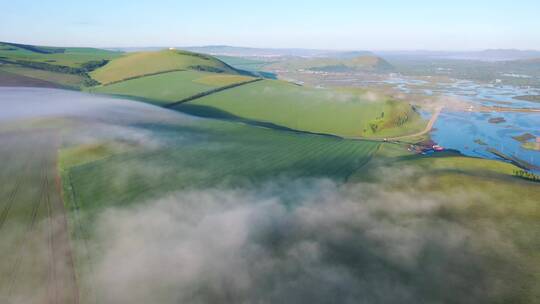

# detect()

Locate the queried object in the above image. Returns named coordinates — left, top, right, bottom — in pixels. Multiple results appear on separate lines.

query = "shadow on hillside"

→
left=170, top=103, right=341, bottom=139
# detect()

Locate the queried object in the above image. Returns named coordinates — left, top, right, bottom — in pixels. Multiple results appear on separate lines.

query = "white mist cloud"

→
left=87, top=178, right=521, bottom=304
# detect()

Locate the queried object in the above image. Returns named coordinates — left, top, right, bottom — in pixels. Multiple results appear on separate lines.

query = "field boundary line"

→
left=95, top=69, right=187, bottom=86
left=164, top=78, right=263, bottom=108
left=52, top=133, right=80, bottom=304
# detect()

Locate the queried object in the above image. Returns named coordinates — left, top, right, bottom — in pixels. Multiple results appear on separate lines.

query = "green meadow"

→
left=0, top=42, right=121, bottom=68
left=0, top=85, right=538, bottom=303
left=183, top=79, right=423, bottom=137
left=89, top=50, right=239, bottom=84
left=0, top=65, right=89, bottom=88
left=89, top=70, right=254, bottom=105
left=55, top=111, right=540, bottom=304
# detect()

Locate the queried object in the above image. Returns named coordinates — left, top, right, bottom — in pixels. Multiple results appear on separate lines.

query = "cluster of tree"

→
left=13, top=59, right=109, bottom=74
left=81, top=76, right=100, bottom=87
left=80, top=59, right=109, bottom=72
left=393, top=113, right=410, bottom=127
left=2, top=59, right=109, bottom=87
left=14, top=60, right=83, bottom=74
left=1, top=41, right=65, bottom=54
left=369, top=122, right=379, bottom=133
left=190, top=65, right=226, bottom=73
left=176, top=50, right=212, bottom=61
left=513, top=170, right=540, bottom=182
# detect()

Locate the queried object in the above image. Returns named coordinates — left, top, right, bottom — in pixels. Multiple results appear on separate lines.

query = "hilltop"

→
left=90, top=49, right=243, bottom=84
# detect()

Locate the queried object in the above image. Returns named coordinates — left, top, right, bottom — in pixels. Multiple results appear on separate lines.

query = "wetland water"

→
left=380, top=77, right=540, bottom=170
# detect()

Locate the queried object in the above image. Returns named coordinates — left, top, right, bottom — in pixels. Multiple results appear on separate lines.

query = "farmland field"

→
left=0, top=69, right=65, bottom=88
left=1, top=87, right=539, bottom=304
left=89, top=70, right=254, bottom=104
left=0, top=42, right=121, bottom=68
left=0, top=65, right=89, bottom=88
left=89, top=50, right=239, bottom=85
left=181, top=79, right=424, bottom=137
left=3, top=0, right=540, bottom=301
left=63, top=121, right=379, bottom=213
left=0, top=130, right=78, bottom=304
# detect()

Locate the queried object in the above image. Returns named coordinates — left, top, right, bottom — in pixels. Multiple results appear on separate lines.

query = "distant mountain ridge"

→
left=178, top=46, right=375, bottom=59
left=266, top=55, right=393, bottom=73
left=376, top=49, right=540, bottom=62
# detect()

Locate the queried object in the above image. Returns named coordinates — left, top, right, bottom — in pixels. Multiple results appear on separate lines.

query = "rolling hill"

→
left=89, top=49, right=242, bottom=84
left=89, top=70, right=255, bottom=105
left=0, top=41, right=121, bottom=68
left=175, top=80, right=423, bottom=137
left=0, top=42, right=421, bottom=139
left=0, top=41, right=122, bottom=87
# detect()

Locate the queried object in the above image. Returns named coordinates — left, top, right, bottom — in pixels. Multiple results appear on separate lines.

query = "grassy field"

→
left=89, top=50, right=240, bottom=85
left=1, top=86, right=538, bottom=303
left=58, top=114, right=539, bottom=304
left=0, top=69, right=66, bottom=88
left=181, top=79, right=424, bottom=137
left=0, top=130, right=78, bottom=304
left=0, top=42, right=122, bottom=88
left=57, top=113, right=379, bottom=303
left=347, top=144, right=540, bottom=303
left=0, top=42, right=121, bottom=68
left=62, top=120, right=379, bottom=214
left=0, top=64, right=89, bottom=88
left=88, top=70, right=254, bottom=104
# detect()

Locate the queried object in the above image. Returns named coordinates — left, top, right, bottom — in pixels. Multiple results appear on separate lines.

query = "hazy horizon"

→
left=2, top=0, right=539, bottom=50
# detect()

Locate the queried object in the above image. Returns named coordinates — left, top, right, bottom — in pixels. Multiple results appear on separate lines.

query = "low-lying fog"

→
left=0, top=87, right=194, bottom=124
left=0, top=87, right=535, bottom=304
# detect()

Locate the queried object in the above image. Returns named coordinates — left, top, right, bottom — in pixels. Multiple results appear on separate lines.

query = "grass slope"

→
left=2, top=88, right=537, bottom=303
left=89, top=70, right=254, bottom=104
left=0, top=65, right=88, bottom=88
left=0, top=130, right=78, bottom=303
left=60, top=114, right=539, bottom=304
left=182, top=79, right=423, bottom=137
left=0, top=42, right=121, bottom=68
left=90, top=50, right=240, bottom=85
left=63, top=121, right=379, bottom=214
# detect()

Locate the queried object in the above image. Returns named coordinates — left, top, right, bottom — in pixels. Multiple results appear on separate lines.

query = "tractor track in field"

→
left=7, top=162, right=47, bottom=298
left=0, top=157, right=33, bottom=232
left=3, top=132, right=79, bottom=304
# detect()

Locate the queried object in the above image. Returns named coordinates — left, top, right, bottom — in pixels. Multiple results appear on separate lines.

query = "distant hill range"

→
left=377, top=49, right=540, bottom=62
left=176, top=46, right=373, bottom=59
left=265, top=55, right=394, bottom=73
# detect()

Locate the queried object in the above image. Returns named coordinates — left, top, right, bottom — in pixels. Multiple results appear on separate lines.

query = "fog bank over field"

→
left=0, top=87, right=195, bottom=123
left=90, top=177, right=525, bottom=304
left=0, top=87, right=535, bottom=304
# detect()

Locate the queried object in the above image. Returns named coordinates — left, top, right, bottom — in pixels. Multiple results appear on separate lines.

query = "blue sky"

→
left=1, top=0, right=539, bottom=50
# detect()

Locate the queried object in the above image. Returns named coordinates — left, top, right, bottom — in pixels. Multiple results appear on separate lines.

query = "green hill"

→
left=89, top=49, right=241, bottom=85
left=0, top=41, right=121, bottom=68
left=267, top=55, right=394, bottom=72
left=0, top=41, right=122, bottom=87
left=89, top=70, right=254, bottom=105
left=176, top=79, right=424, bottom=137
